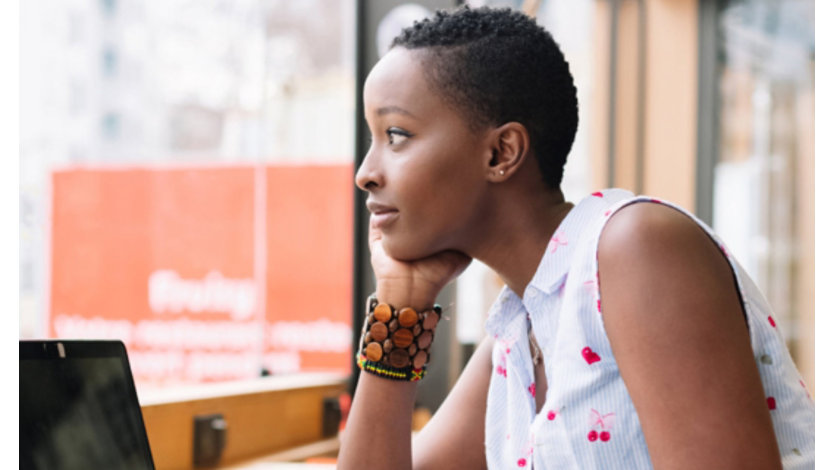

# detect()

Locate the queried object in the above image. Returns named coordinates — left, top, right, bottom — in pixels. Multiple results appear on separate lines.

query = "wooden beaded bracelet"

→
left=356, top=294, right=441, bottom=381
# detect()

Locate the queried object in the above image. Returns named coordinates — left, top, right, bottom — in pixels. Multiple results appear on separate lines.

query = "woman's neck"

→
left=468, top=188, right=574, bottom=298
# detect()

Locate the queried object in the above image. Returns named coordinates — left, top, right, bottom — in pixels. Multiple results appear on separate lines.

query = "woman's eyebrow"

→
left=376, top=105, right=416, bottom=118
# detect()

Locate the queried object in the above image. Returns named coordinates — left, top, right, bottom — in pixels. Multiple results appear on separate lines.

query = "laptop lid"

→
left=20, top=340, right=156, bottom=470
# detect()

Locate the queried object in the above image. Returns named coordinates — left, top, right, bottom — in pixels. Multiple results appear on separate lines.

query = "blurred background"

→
left=19, top=0, right=814, bottom=465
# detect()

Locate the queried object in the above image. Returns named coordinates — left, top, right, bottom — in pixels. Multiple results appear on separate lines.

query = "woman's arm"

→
left=598, top=202, right=781, bottom=469
left=412, top=335, right=493, bottom=470
left=338, top=223, right=486, bottom=469
left=338, top=321, right=494, bottom=470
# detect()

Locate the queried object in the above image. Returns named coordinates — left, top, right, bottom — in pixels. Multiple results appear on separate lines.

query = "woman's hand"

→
left=369, top=225, right=471, bottom=309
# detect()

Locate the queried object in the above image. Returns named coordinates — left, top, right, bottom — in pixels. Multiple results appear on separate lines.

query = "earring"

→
left=499, top=170, right=505, bottom=176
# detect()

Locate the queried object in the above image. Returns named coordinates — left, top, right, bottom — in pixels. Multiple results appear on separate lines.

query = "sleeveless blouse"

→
left=483, top=189, right=815, bottom=469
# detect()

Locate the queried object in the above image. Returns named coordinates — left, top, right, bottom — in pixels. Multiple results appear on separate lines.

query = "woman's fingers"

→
left=367, top=223, right=471, bottom=300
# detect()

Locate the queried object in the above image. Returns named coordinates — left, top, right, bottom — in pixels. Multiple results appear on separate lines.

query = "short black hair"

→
left=391, top=6, right=578, bottom=189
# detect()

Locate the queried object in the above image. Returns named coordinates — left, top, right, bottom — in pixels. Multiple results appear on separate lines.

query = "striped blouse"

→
left=483, top=189, right=814, bottom=469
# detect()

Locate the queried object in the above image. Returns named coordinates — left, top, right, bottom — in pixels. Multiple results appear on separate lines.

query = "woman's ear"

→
left=485, top=122, right=530, bottom=182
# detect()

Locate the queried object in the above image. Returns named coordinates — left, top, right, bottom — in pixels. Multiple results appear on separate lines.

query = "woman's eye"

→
left=386, top=128, right=411, bottom=146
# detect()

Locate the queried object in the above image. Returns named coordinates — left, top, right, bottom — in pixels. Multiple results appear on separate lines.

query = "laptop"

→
left=20, top=340, right=156, bottom=470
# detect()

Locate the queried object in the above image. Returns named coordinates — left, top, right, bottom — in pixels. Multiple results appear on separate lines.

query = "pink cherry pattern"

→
left=495, top=349, right=509, bottom=377
left=592, top=191, right=604, bottom=198
left=517, top=458, right=526, bottom=467
left=767, top=396, right=776, bottom=410
left=582, top=347, right=601, bottom=365
left=549, top=230, right=568, bottom=252
left=588, top=409, right=615, bottom=443
left=547, top=410, right=558, bottom=421
left=528, top=383, right=536, bottom=398
left=583, top=279, right=597, bottom=294
left=799, top=380, right=812, bottom=400
left=768, top=316, right=776, bottom=328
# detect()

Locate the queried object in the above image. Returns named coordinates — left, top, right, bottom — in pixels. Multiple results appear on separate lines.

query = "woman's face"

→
left=356, top=47, right=493, bottom=261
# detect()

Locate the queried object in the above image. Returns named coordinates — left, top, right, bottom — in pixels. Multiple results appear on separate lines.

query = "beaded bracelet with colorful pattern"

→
left=356, top=294, right=441, bottom=381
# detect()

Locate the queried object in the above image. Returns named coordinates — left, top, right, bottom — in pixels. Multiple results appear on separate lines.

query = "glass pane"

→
left=712, top=0, right=814, bottom=353
left=20, top=0, right=357, bottom=392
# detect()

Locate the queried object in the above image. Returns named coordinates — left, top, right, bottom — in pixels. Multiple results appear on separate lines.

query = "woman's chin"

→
left=382, top=236, right=436, bottom=262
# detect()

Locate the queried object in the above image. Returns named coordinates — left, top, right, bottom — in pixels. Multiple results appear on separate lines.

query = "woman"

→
left=338, top=6, right=813, bottom=469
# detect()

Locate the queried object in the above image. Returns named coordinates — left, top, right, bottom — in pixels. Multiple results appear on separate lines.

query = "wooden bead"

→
left=423, top=311, right=440, bottom=330
left=413, top=350, right=428, bottom=369
left=398, top=308, right=418, bottom=327
left=389, top=348, right=410, bottom=368
left=412, top=324, right=422, bottom=336
left=388, top=319, right=399, bottom=333
left=370, top=322, right=389, bottom=342
left=417, top=331, right=433, bottom=349
left=363, top=332, right=372, bottom=345
left=373, top=303, right=392, bottom=323
left=366, top=342, right=383, bottom=362
left=408, top=343, right=417, bottom=356
left=383, top=339, right=393, bottom=353
left=392, top=329, right=414, bottom=348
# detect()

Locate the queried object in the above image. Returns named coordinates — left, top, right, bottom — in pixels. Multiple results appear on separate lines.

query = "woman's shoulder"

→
left=594, top=199, right=786, bottom=468
left=596, top=199, right=733, bottom=316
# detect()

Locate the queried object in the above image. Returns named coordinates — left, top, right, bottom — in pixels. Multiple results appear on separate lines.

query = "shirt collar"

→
left=484, top=189, right=635, bottom=336
left=527, top=188, right=635, bottom=295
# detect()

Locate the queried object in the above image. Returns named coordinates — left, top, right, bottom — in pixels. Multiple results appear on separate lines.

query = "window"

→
left=20, top=0, right=358, bottom=394
left=711, top=0, right=814, bottom=372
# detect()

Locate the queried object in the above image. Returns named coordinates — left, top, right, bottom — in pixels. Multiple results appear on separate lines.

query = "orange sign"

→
left=49, top=165, right=354, bottom=387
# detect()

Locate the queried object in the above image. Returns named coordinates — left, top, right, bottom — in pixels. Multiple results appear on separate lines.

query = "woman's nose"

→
left=355, top=149, right=381, bottom=191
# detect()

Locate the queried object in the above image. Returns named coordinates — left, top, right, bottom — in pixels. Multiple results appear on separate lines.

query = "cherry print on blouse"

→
left=583, top=279, right=597, bottom=294
left=546, top=406, right=565, bottom=421
left=549, top=230, right=568, bottom=253
left=588, top=409, right=615, bottom=443
left=592, top=191, right=604, bottom=198
left=582, top=346, right=601, bottom=365
left=495, top=353, right=508, bottom=378
left=517, top=439, right=535, bottom=468
left=498, top=337, right=516, bottom=356
left=604, top=209, right=612, bottom=217
left=528, top=383, right=536, bottom=398
left=597, top=299, right=602, bottom=313
left=767, top=396, right=776, bottom=410
left=768, top=316, right=777, bottom=328
left=494, top=342, right=510, bottom=378
left=800, top=380, right=812, bottom=400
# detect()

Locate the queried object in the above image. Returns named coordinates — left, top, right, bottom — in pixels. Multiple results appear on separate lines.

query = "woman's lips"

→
left=367, top=201, right=399, bottom=228
left=370, top=210, right=399, bottom=228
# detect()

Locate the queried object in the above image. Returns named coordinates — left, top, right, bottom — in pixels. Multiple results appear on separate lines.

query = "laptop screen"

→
left=20, top=340, right=155, bottom=470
